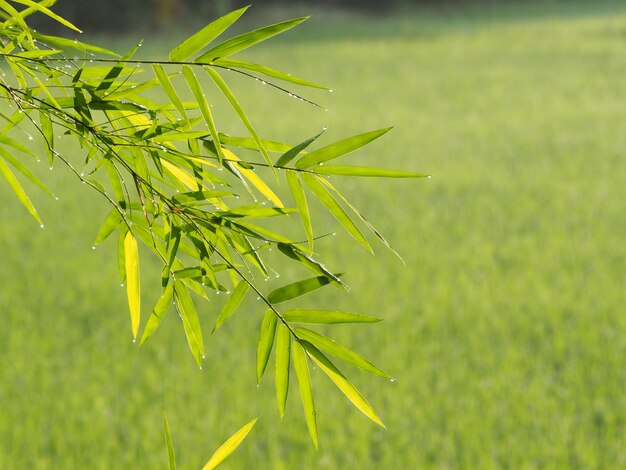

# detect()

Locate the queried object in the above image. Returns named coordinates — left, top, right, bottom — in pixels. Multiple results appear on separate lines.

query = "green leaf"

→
left=117, top=226, right=127, bottom=285
left=96, top=42, right=142, bottom=94
left=140, top=284, right=175, bottom=346
left=39, top=110, right=54, bottom=165
left=216, top=207, right=296, bottom=219
left=205, top=67, right=274, bottom=173
left=284, top=309, right=382, bottom=324
left=219, top=134, right=292, bottom=153
left=286, top=171, right=313, bottom=247
left=257, top=310, right=278, bottom=383
left=215, top=58, right=328, bottom=89
left=10, top=0, right=82, bottom=32
left=303, top=342, right=385, bottom=428
left=295, top=127, right=392, bottom=169
left=202, top=417, right=259, bottom=470
left=268, top=274, right=335, bottom=304
left=169, top=6, right=249, bottom=62
left=182, top=65, right=224, bottom=163
left=153, top=64, right=187, bottom=120
left=93, top=208, right=123, bottom=246
left=124, top=231, right=141, bottom=340
left=0, top=146, right=53, bottom=197
left=277, top=243, right=345, bottom=288
left=174, top=281, right=205, bottom=366
left=196, top=16, right=309, bottom=62
left=172, top=190, right=235, bottom=206
left=295, top=327, right=391, bottom=379
left=213, top=280, right=249, bottom=332
left=301, top=173, right=371, bottom=252
left=275, top=323, right=291, bottom=418
left=163, top=411, right=176, bottom=470
left=276, top=129, right=325, bottom=167
left=313, top=165, right=428, bottom=178
left=34, top=33, right=120, bottom=57
left=0, top=156, right=41, bottom=224
left=292, top=340, right=318, bottom=448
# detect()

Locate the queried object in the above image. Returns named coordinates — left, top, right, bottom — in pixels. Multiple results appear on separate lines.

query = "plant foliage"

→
left=0, top=1, right=426, bottom=461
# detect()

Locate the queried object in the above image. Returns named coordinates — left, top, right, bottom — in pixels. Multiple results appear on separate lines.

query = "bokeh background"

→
left=1, top=0, right=626, bottom=468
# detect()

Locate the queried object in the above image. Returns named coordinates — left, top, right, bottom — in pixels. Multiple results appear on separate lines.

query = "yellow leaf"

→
left=161, top=159, right=228, bottom=210
left=203, top=418, right=259, bottom=470
left=223, top=148, right=283, bottom=208
left=124, top=231, right=140, bottom=339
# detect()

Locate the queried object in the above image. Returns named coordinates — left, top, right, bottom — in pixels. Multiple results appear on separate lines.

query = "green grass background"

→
left=1, top=1, right=626, bottom=468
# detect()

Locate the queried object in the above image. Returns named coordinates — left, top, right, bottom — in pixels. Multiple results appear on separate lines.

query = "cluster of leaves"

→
left=0, top=0, right=425, bottom=460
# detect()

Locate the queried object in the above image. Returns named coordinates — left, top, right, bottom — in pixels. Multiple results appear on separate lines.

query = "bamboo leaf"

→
left=215, top=58, right=328, bottom=89
left=0, top=146, right=53, bottom=197
left=0, top=156, right=41, bottom=224
left=277, top=243, right=345, bottom=287
left=10, top=0, right=82, bottom=32
left=313, top=165, right=428, bottom=178
left=39, top=110, right=54, bottom=165
left=275, top=323, right=291, bottom=418
left=140, top=284, right=175, bottom=346
left=213, top=280, right=249, bottom=332
left=153, top=64, right=187, bottom=120
left=302, top=173, right=371, bottom=252
left=196, top=17, right=309, bottom=62
left=222, top=148, right=283, bottom=207
left=93, top=208, right=123, bottom=246
left=284, top=309, right=382, bottom=324
left=295, top=127, right=392, bottom=169
left=276, top=129, right=325, bottom=167
left=202, top=417, right=259, bottom=470
left=163, top=411, right=176, bottom=470
left=303, top=342, right=385, bottom=428
left=124, top=231, right=141, bottom=340
left=182, top=65, right=224, bottom=163
left=257, top=310, right=278, bottom=383
left=216, top=207, right=296, bottom=219
left=295, top=327, right=391, bottom=379
left=174, top=282, right=205, bottom=366
left=268, top=275, right=335, bottom=304
left=286, top=170, right=313, bottom=247
left=118, top=226, right=127, bottom=285
left=205, top=67, right=274, bottom=173
left=219, top=134, right=292, bottom=153
left=33, top=33, right=120, bottom=57
left=292, top=340, right=318, bottom=448
left=170, top=6, right=249, bottom=62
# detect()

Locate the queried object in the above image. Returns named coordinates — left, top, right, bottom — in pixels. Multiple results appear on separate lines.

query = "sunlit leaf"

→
left=0, top=156, right=41, bottom=224
left=174, top=281, right=205, bottom=366
left=0, top=146, right=53, bottom=197
left=286, top=170, right=313, bottom=247
left=153, top=64, right=187, bottom=120
left=213, top=280, right=249, bottom=332
left=275, top=322, right=291, bottom=418
left=257, top=310, right=278, bottom=383
left=313, top=165, right=428, bottom=178
left=140, top=284, right=174, bottom=345
left=268, top=274, right=336, bottom=304
left=284, top=309, right=382, bottom=324
left=124, top=231, right=141, bottom=340
left=11, top=0, right=82, bottom=32
left=202, top=417, right=259, bottom=470
left=276, top=129, right=325, bottom=167
left=295, top=327, right=391, bottom=379
left=163, top=411, right=176, bottom=470
left=292, top=340, right=318, bottom=448
left=93, top=208, right=123, bottom=246
left=303, top=342, right=385, bottom=428
left=215, top=58, right=328, bottom=89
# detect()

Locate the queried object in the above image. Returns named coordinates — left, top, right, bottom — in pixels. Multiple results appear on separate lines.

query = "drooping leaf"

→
left=286, top=170, right=313, bottom=247
left=222, top=148, right=283, bottom=207
left=301, top=173, right=371, bottom=252
left=153, top=64, right=187, bottom=120
left=93, top=208, right=123, bottom=246
left=174, top=281, right=205, bottom=366
left=268, top=274, right=336, bottom=304
left=295, top=327, right=391, bottom=379
left=0, top=156, right=41, bottom=224
left=275, top=322, right=291, bottom=418
left=292, top=340, right=318, bottom=448
left=202, top=417, right=259, bottom=470
left=257, top=310, right=278, bottom=383
left=10, top=0, right=82, bottom=32
left=213, top=280, right=249, bottom=332
left=276, top=129, right=325, bottom=167
left=303, top=342, right=385, bottom=428
left=140, top=284, right=175, bottom=346
left=284, top=309, right=382, bottom=324
left=295, top=127, right=392, bottom=169
left=312, top=165, right=428, bottom=178
left=0, top=146, right=53, bottom=197
left=215, top=58, right=328, bottom=89
left=163, top=411, right=176, bottom=470
left=196, top=16, right=309, bottom=62
left=124, top=231, right=141, bottom=340
left=169, top=6, right=249, bottom=62
left=277, top=243, right=345, bottom=287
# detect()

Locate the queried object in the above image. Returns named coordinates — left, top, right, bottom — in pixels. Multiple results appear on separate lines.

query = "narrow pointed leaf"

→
left=203, top=417, right=259, bottom=470
left=277, top=243, right=345, bottom=287
left=0, top=157, right=41, bottom=224
left=284, top=309, right=382, bottom=324
left=257, top=310, right=278, bottom=383
left=286, top=170, right=312, bottom=247
left=295, top=327, right=391, bottom=379
left=93, top=208, right=123, bottom=246
left=276, top=129, right=325, bottom=167
left=124, top=231, right=140, bottom=339
left=213, top=280, right=249, bottom=332
left=223, top=148, right=283, bottom=207
left=215, top=58, right=328, bottom=89
left=303, top=342, right=385, bottom=428
left=292, top=340, right=318, bottom=448
left=117, top=226, right=127, bottom=284
left=268, top=275, right=335, bottom=304
left=153, top=64, right=187, bottom=119
left=174, top=281, right=205, bottom=366
left=0, top=146, right=53, bottom=197
left=11, top=0, right=82, bottom=32
left=302, top=173, right=371, bottom=251
left=140, top=284, right=175, bottom=345
left=39, top=110, right=54, bottom=165
left=196, top=17, right=309, bottom=62
left=295, top=127, right=392, bottom=169
left=163, top=411, right=176, bottom=470
left=275, top=323, right=291, bottom=418
left=313, top=165, right=428, bottom=178
left=170, top=6, right=249, bottom=62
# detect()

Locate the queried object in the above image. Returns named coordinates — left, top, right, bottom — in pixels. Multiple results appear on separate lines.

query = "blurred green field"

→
left=2, top=2, right=626, bottom=468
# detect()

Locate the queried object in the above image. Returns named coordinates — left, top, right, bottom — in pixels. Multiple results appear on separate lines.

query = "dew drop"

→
left=256, top=296, right=261, bottom=300
left=390, top=378, right=396, bottom=383
left=120, top=283, right=125, bottom=287
left=28, top=135, right=33, bottom=141
left=54, top=196, right=59, bottom=201
left=264, top=276, right=270, bottom=282
left=275, top=273, right=280, bottom=278
left=427, top=175, right=432, bottom=179
left=201, top=355, right=206, bottom=359
left=91, top=246, right=96, bottom=250
left=132, top=338, right=136, bottom=343
left=256, top=383, right=260, bottom=389
left=323, top=126, right=328, bottom=131
left=39, top=224, right=45, bottom=229
left=329, top=89, right=334, bottom=93
left=199, top=366, right=203, bottom=370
